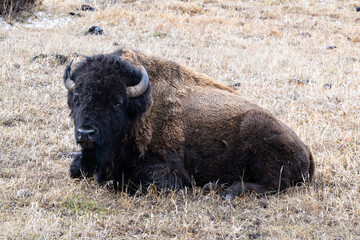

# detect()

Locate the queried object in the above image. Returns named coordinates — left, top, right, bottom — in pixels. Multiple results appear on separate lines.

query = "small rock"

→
left=324, top=83, right=332, bottom=89
left=229, top=82, right=241, bottom=90
left=81, top=4, right=96, bottom=11
left=69, top=12, right=81, bottom=17
left=299, top=32, right=311, bottom=38
left=249, top=232, right=261, bottom=240
left=54, top=54, right=68, bottom=65
left=13, top=64, right=20, bottom=69
left=17, top=189, right=32, bottom=198
left=113, top=42, right=119, bottom=46
left=327, top=46, right=337, bottom=50
left=290, top=79, right=311, bottom=85
left=345, top=57, right=357, bottom=62
left=59, top=151, right=81, bottom=159
left=356, top=7, right=360, bottom=12
left=31, top=53, right=48, bottom=61
left=31, top=54, right=69, bottom=65
left=85, top=26, right=103, bottom=35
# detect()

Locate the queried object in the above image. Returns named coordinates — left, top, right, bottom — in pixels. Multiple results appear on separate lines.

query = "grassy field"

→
left=1, top=0, right=359, bottom=239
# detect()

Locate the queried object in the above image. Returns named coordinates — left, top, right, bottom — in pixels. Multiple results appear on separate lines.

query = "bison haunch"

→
left=63, top=48, right=315, bottom=198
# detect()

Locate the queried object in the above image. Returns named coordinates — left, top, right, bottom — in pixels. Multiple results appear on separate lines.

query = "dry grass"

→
left=1, top=0, right=42, bottom=19
left=1, top=0, right=359, bottom=239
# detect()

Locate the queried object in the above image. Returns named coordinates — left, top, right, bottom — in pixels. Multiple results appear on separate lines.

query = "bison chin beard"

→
left=74, top=136, right=119, bottom=183
left=94, top=144, right=117, bottom=183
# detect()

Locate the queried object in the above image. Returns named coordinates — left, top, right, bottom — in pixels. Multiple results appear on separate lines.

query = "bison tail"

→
left=308, top=152, right=315, bottom=182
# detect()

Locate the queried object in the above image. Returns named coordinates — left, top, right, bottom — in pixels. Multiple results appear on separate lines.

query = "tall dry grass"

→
left=1, top=0, right=42, bottom=19
left=0, top=0, right=359, bottom=239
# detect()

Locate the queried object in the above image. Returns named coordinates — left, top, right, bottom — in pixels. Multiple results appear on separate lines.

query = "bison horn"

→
left=63, top=59, right=75, bottom=93
left=126, top=66, right=149, bottom=98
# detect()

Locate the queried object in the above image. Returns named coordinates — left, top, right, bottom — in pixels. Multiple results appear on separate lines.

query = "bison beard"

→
left=63, top=48, right=315, bottom=199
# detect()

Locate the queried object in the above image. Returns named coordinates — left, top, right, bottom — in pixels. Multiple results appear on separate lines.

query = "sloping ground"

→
left=0, top=0, right=359, bottom=238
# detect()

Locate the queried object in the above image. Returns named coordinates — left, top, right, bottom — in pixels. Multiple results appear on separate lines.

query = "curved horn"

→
left=63, top=59, right=75, bottom=93
left=126, top=66, right=149, bottom=98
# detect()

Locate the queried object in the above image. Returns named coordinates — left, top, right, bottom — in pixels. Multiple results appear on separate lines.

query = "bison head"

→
left=63, top=54, right=151, bottom=182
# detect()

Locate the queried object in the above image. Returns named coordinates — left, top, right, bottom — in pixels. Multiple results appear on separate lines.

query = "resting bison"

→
left=63, top=48, right=314, bottom=198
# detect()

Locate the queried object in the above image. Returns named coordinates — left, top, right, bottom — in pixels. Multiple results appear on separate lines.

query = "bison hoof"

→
left=224, top=193, right=234, bottom=201
left=222, top=181, right=267, bottom=199
left=69, top=153, right=82, bottom=178
left=202, top=181, right=219, bottom=192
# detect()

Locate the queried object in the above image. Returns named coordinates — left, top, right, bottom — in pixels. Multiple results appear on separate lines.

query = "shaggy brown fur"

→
left=67, top=48, right=315, bottom=198
left=113, top=48, right=252, bottom=156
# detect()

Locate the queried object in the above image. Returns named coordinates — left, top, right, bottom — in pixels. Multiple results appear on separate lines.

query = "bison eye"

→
left=112, top=96, right=124, bottom=110
left=112, top=99, right=123, bottom=110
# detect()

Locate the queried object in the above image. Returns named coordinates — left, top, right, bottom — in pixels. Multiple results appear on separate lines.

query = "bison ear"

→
left=63, top=59, right=75, bottom=93
left=127, top=83, right=151, bottom=118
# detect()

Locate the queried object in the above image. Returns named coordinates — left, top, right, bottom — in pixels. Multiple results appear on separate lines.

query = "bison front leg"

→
left=134, top=163, right=189, bottom=191
left=69, top=150, right=96, bottom=179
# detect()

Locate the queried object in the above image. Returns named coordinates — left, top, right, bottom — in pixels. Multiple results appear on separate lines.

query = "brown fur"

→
left=111, top=48, right=314, bottom=195
left=114, top=48, right=246, bottom=155
left=67, top=47, right=314, bottom=197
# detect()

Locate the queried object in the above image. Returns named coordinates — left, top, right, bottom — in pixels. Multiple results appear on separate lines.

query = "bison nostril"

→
left=77, top=127, right=97, bottom=142
left=78, top=128, right=96, bottom=135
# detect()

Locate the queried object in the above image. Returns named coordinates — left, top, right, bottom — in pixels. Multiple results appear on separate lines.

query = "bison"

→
left=63, top=48, right=314, bottom=198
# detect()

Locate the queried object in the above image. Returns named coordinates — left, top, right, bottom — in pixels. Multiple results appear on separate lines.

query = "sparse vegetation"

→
left=63, top=196, right=110, bottom=214
left=1, top=0, right=359, bottom=239
left=1, top=0, right=42, bottom=19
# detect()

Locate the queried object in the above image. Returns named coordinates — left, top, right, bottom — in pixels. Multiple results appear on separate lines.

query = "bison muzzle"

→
left=63, top=48, right=315, bottom=198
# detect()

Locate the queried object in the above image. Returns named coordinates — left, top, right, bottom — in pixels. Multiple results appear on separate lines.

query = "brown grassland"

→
left=1, top=0, right=359, bottom=239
